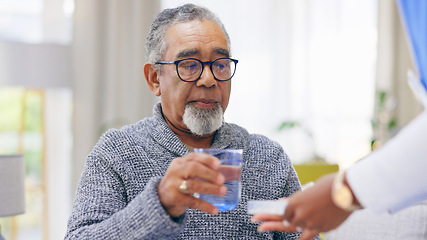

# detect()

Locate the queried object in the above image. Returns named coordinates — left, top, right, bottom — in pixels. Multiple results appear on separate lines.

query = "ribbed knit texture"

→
left=65, top=103, right=319, bottom=239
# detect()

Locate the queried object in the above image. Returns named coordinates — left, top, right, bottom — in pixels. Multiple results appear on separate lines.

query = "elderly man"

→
left=66, top=4, right=314, bottom=239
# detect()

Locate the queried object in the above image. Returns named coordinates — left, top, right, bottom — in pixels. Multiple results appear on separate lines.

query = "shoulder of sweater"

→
left=97, top=117, right=155, bottom=144
left=225, top=122, right=282, bottom=148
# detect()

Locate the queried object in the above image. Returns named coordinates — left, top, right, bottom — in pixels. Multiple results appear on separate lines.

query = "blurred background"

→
left=0, top=0, right=423, bottom=239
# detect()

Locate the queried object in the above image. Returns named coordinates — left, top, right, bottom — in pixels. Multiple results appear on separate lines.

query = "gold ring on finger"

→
left=179, top=180, right=190, bottom=194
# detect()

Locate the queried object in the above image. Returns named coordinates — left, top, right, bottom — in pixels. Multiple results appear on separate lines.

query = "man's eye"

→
left=185, top=63, right=198, bottom=69
left=181, top=61, right=199, bottom=70
left=214, top=61, right=229, bottom=69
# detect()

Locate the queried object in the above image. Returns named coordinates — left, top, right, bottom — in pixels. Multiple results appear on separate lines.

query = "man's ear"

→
left=144, top=63, right=161, bottom=96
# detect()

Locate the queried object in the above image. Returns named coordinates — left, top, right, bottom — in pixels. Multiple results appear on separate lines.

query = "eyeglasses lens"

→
left=177, top=59, right=236, bottom=81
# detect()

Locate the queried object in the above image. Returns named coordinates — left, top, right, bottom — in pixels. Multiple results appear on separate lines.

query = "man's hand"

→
left=158, top=153, right=227, bottom=217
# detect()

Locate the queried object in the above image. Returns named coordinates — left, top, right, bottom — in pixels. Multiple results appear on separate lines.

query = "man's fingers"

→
left=183, top=178, right=227, bottom=196
left=184, top=194, right=219, bottom=215
left=186, top=152, right=221, bottom=170
left=179, top=153, right=225, bottom=185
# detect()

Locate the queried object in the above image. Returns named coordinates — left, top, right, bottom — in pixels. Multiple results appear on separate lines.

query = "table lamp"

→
left=0, top=154, right=26, bottom=240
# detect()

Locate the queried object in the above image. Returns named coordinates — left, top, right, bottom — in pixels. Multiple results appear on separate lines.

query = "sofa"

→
left=323, top=200, right=427, bottom=239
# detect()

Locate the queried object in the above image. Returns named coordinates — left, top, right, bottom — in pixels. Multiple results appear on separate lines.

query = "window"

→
left=162, top=0, right=377, bottom=168
left=0, top=88, right=72, bottom=240
left=0, top=1, right=74, bottom=239
left=0, top=89, right=45, bottom=239
left=0, top=0, right=74, bottom=44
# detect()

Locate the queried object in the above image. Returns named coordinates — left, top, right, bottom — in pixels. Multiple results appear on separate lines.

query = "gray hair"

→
left=145, top=4, right=231, bottom=65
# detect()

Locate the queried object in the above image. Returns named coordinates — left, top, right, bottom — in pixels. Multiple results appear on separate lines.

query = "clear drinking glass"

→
left=193, top=148, right=243, bottom=211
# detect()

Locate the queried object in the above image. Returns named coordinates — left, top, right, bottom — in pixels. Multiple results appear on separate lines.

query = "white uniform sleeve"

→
left=346, top=110, right=427, bottom=214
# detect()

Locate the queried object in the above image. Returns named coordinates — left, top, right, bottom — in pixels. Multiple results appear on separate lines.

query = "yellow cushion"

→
left=293, top=164, right=339, bottom=185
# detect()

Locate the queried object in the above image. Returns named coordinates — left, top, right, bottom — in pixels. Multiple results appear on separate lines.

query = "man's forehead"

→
left=164, top=20, right=230, bottom=58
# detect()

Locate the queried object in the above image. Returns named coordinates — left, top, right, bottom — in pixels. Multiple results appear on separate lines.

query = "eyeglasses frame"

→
left=155, top=57, right=238, bottom=82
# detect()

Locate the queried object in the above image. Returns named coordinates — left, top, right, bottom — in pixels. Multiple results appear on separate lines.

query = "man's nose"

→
left=196, top=64, right=217, bottom=88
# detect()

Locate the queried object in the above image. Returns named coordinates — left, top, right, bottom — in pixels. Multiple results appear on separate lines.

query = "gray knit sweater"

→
left=65, top=103, right=318, bottom=239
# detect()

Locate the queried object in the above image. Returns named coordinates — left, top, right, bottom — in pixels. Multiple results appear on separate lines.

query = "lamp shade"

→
left=0, top=154, right=26, bottom=217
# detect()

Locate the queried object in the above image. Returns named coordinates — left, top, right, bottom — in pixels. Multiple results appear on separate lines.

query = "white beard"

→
left=182, top=103, right=224, bottom=136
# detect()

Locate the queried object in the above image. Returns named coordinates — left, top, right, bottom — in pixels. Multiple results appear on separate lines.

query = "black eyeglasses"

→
left=155, top=58, right=238, bottom=82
